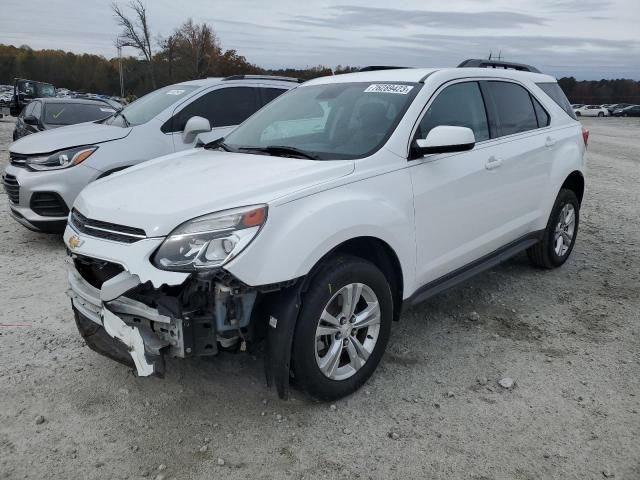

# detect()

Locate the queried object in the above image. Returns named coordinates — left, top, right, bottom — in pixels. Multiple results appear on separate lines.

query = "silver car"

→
left=2, top=76, right=297, bottom=232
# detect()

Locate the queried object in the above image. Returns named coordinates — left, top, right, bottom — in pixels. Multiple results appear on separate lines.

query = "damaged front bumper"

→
left=68, top=263, right=180, bottom=376
left=68, top=260, right=257, bottom=377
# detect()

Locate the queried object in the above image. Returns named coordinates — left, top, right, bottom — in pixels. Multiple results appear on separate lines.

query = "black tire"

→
left=527, top=188, right=580, bottom=269
left=292, top=255, right=393, bottom=400
left=597, top=112, right=604, bottom=117
left=575, top=111, right=581, bottom=116
left=74, top=308, right=134, bottom=368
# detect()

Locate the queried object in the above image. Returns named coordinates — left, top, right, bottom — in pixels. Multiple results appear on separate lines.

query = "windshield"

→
left=104, top=84, right=198, bottom=127
left=44, top=103, right=116, bottom=125
left=223, top=82, right=421, bottom=160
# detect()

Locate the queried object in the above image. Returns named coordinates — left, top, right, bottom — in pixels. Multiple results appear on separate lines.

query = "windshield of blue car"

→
left=44, top=103, right=116, bottom=125
left=103, top=85, right=198, bottom=127
left=223, top=82, right=421, bottom=160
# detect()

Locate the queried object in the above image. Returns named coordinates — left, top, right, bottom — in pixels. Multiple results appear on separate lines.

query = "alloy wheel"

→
left=554, top=203, right=576, bottom=257
left=314, top=283, right=381, bottom=381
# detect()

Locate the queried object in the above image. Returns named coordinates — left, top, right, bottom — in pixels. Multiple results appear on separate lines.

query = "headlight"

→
left=152, top=205, right=268, bottom=272
left=26, top=146, right=98, bottom=171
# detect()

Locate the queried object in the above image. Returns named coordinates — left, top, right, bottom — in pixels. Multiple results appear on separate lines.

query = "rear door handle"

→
left=545, top=136, right=556, bottom=148
left=485, top=156, right=503, bottom=170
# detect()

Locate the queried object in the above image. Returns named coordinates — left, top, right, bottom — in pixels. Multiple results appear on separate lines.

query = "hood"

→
left=9, top=122, right=131, bottom=155
left=74, top=148, right=354, bottom=236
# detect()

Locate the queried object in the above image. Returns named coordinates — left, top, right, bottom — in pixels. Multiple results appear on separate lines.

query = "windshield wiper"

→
left=239, top=145, right=320, bottom=160
left=203, top=137, right=235, bottom=152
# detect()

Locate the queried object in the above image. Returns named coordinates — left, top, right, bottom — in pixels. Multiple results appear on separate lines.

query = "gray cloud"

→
left=0, top=0, right=638, bottom=79
left=286, top=6, right=547, bottom=29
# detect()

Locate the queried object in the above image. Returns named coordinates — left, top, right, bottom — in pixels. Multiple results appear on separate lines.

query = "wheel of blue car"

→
left=292, top=255, right=393, bottom=400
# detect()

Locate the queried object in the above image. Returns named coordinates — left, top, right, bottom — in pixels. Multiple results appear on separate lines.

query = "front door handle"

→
left=545, top=136, right=556, bottom=148
left=485, top=156, right=503, bottom=170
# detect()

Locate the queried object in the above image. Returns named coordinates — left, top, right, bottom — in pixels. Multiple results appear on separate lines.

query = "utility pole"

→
left=117, top=38, right=125, bottom=99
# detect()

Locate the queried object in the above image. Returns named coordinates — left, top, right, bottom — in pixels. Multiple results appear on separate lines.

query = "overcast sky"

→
left=1, top=0, right=639, bottom=79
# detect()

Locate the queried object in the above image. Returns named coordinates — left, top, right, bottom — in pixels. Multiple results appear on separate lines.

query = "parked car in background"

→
left=9, top=78, right=56, bottom=117
left=12, top=98, right=119, bottom=140
left=607, top=103, right=632, bottom=115
left=3, top=75, right=297, bottom=233
left=613, top=105, right=640, bottom=117
left=571, top=103, right=584, bottom=110
left=63, top=60, right=586, bottom=400
left=574, top=105, right=608, bottom=117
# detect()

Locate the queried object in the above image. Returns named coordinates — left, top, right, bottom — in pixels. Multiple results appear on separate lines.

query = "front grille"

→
left=2, top=174, right=20, bottom=204
left=30, top=192, right=69, bottom=217
left=9, top=152, right=27, bottom=167
left=70, top=208, right=147, bottom=244
left=74, top=255, right=125, bottom=289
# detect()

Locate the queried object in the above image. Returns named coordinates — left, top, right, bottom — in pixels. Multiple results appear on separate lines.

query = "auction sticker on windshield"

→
left=364, top=84, right=414, bottom=94
left=166, top=89, right=186, bottom=95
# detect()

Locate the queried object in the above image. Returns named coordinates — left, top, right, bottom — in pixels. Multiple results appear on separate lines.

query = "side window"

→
left=536, top=82, right=576, bottom=120
left=531, top=96, right=550, bottom=127
left=418, top=81, right=489, bottom=142
left=260, top=88, right=287, bottom=107
left=31, top=101, right=42, bottom=119
left=485, top=82, right=538, bottom=137
left=168, top=87, right=259, bottom=132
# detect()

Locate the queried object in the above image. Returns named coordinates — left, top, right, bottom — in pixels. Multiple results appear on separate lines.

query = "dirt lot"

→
left=0, top=116, right=639, bottom=480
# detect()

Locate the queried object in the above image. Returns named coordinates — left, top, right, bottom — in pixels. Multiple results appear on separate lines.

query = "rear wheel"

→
left=527, top=188, right=579, bottom=269
left=597, top=112, right=604, bottom=117
left=292, top=255, right=393, bottom=400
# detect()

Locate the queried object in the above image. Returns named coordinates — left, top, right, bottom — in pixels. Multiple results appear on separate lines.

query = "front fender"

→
left=225, top=168, right=416, bottom=297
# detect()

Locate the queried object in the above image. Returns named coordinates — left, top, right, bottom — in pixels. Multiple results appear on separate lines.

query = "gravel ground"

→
left=0, top=116, right=639, bottom=480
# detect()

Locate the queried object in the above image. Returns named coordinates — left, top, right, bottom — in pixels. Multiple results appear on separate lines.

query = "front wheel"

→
left=292, top=255, right=393, bottom=400
left=527, top=189, right=579, bottom=269
left=598, top=112, right=604, bottom=117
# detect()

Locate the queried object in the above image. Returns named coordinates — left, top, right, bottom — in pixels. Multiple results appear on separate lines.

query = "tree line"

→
left=0, top=0, right=637, bottom=104
left=557, top=77, right=640, bottom=105
left=0, top=1, right=358, bottom=98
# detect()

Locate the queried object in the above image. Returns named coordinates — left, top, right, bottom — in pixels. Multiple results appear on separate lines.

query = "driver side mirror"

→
left=23, top=115, right=38, bottom=126
left=182, top=116, right=211, bottom=143
left=410, top=126, right=476, bottom=158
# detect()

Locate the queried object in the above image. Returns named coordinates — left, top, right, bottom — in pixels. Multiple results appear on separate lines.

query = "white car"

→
left=64, top=60, right=587, bottom=400
left=574, top=104, right=609, bottom=117
left=2, top=76, right=296, bottom=232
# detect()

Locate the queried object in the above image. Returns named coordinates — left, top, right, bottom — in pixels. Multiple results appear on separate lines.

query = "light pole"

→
left=117, top=38, right=125, bottom=98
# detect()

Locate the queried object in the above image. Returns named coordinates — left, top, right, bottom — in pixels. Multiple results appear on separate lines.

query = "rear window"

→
left=44, top=103, right=116, bottom=125
left=536, top=82, right=576, bottom=120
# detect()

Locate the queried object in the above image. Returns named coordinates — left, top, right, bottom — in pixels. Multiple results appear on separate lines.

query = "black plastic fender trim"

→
left=264, top=282, right=305, bottom=399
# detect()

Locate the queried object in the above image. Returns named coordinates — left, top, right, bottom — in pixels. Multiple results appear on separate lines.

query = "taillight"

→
left=582, top=127, right=589, bottom=147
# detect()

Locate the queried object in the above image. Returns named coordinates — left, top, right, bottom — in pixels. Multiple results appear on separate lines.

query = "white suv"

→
left=64, top=60, right=587, bottom=400
left=3, top=76, right=296, bottom=233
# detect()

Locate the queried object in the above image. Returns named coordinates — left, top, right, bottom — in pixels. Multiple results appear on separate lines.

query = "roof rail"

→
left=457, top=59, right=541, bottom=73
left=221, top=74, right=303, bottom=83
left=358, top=66, right=410, bottom=72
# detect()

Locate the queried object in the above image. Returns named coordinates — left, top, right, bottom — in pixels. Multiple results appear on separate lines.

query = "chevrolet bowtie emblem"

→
left=68, top=235, right=83, bottom=250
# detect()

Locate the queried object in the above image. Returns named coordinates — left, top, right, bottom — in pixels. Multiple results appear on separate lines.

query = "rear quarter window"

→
left=536, top=82, right=576, bottom=120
